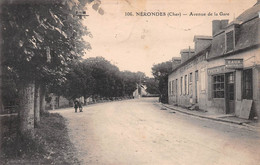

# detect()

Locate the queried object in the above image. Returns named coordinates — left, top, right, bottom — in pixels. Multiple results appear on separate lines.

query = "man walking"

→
left=79, top=101, right=83, bottom=112
left=74, top=100, right=79, bottom=113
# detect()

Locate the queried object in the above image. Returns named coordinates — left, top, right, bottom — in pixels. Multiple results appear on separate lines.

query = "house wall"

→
left=169, top=47, right=260, bottom=116
left=207, top=48, right=260, bottom=115
left=253, top=65, right=260, bottom=117
left=168, top=54, right=208, bottom=110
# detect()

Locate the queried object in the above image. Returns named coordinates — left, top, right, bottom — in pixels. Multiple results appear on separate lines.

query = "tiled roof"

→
left=208, top=32, right=225, bottom=59
left=236, top=2, right=260, bottom=22
left=236, top=18, right=259, bottom=50
left=208, top=3, right=260, bottom=60
left=170, top=2, right=260, bottom=74
left=171, top=45, right=210, bottom=73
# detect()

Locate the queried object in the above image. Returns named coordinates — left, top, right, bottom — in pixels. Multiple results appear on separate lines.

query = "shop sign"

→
left=225, top=59, right=243, bottom=69
left=207, top=65, right=226, bottom=75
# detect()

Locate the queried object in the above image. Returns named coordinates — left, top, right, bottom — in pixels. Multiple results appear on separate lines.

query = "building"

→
left=133, top=84, right=149, bottom=98
left=168, top=2, right=260, bottom=119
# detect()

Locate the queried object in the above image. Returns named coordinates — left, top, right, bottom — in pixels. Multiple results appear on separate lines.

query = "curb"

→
left=160, top=103, right=258, bottom=130
left=242, top=123, right=260, bottom=130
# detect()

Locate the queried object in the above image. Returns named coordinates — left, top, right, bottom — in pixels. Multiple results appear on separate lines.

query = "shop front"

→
left=207, top=58, right=257, bottom=117
left=208, top=64, right=236, bottom=114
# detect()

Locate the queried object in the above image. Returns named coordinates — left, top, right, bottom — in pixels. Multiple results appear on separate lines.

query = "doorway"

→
left=225, top=72, right=235, bottom=114
left=195, top=70, right=198, bottom=103
left=175, top=79, right=178, bottom=103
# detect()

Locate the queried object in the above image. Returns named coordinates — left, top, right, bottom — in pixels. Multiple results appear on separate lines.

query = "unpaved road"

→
left=53, top=98, right=260, bottom=165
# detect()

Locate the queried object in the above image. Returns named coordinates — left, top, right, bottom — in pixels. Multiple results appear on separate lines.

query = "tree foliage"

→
left=144, top=78, right=159, bottom=95
left=151, top=61, right=172, bottom=103
left=1, top=0, right=92, bottom=107
left=53, top=57, right=147, bottom=100
left=1, top=0, right=93, bottom=132
left=2, top=0, right=90, bottom=86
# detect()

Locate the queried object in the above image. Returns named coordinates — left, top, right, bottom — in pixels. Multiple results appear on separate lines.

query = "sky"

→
left=82, top=0, right=257, bottom=77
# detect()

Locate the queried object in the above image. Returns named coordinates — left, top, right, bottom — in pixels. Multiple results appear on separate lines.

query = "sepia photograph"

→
left=0, top=0, right=260, bottom=164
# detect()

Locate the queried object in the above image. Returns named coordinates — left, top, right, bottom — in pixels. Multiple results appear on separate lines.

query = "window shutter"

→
left=208, top=75, right=212, bottom=100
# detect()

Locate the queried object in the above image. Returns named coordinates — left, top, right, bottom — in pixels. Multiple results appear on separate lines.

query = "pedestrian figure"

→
left=79, top=101, right=83, bottom=112
left=74, top=100, right=79, bottom=113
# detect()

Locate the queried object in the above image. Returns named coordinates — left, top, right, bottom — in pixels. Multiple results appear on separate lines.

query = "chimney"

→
left=212, top=19, right=229, bottom=36
left=172, top=57, right=181, bottom=70
left=180, top=48, right=195, bottom=63
left=193, top=35, right=212, bottom=54
left=221, top=20, right=229, bottom=28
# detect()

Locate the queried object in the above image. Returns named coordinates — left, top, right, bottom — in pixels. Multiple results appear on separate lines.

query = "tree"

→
left=119, top=71, right=146, bottom=97
left=1, top=0, right=90, bottom=134
left=152, top=61, right=172, bottom=103
left=144, top=78, right=159, bottom=95
left=83, top=57, right=121, bottom=98
left=51, top=57, right=147, bottom=101
left=52, top=60, right=95, bottom=101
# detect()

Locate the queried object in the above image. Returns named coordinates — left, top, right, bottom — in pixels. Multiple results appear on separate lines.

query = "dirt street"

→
left=53, top=98, right=260, bottom=165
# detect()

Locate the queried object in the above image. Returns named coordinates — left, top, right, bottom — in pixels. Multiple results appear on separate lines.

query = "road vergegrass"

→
left=0, top=112, right=80, bottom=164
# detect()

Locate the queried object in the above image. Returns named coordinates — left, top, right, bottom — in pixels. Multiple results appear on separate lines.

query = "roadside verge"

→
left=158, top=103, right=259, bottom=131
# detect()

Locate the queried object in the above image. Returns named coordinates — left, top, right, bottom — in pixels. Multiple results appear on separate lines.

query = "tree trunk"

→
left=0, top=7, right=2, bottom=151
left=34, top=83, right=40, bottom=125
left=57, top=95, right=60, bottom=108
left=19, top=82, right=35, bottom=134
left=40, top=85, right=46, bottom=115
left=0, top=8, right=2, bottom=114
left=84, top=95, right=86, bottom=105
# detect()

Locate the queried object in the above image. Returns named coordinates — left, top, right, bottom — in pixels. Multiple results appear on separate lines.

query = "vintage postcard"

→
left=0, top=0, right=260, bottom=164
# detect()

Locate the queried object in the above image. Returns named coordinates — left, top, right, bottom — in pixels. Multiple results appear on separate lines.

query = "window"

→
left=175, top=79, right=178, bottom=96
left=170, top=81, right=172, bottom=95
left=168, top=82, right=171, bottom=95
left=200, top=68, right=206, bottom=91
left=180, top=77, right=183, bottom=95
left=213, top=74, right=225, bottom=98
left=189, top=73, right=193, bottom=95
left=243, top=69, right=253, bottom=99
left=195, top=70, right=198, bottom=102
left=171, top=80, right=174, bottom=95
left=195, top=70, right=198, bottom=81
left=226, top=31, right=234, bottom=52
left=185, top=75, right=187, bottom=95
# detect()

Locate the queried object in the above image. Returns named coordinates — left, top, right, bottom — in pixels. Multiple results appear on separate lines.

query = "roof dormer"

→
left=225, top=23, right=239, bottom=53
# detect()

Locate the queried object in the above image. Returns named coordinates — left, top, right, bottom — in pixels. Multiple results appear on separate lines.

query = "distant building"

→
left=133, top=84, right=149, bottom=98
left=168, top=2, right=260, bottom=119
